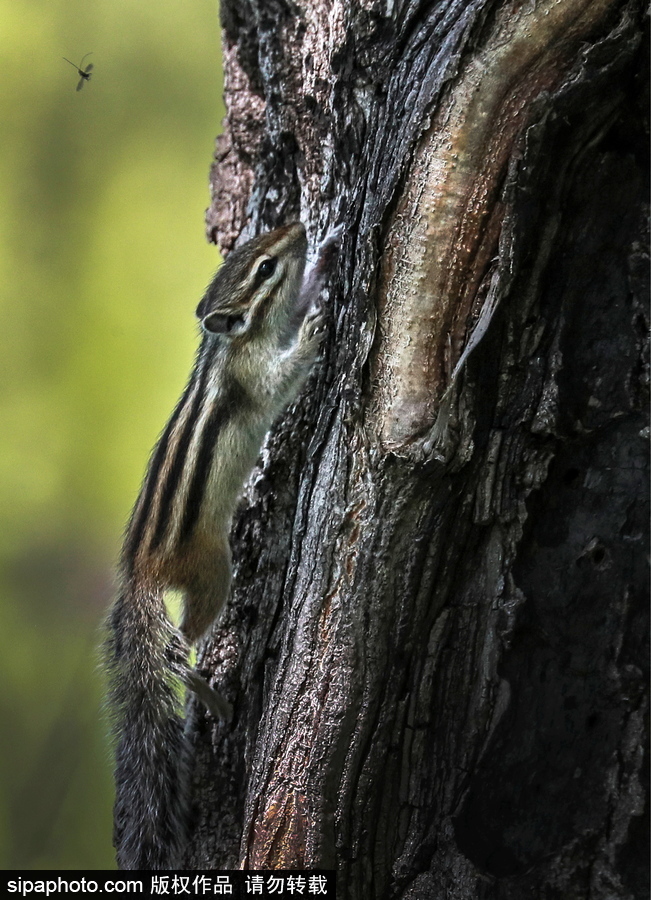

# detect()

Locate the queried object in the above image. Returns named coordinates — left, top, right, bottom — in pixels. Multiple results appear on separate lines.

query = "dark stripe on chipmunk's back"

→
left=149, top=363, right=211, bottom=551
left=123, top=377, right=196, bottom=563
left=178, top=379, right=242, bottom=545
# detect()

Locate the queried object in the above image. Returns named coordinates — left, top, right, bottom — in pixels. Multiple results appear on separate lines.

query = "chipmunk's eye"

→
left=256, top=258, right=276, bottom=280
left=202, top=312, right=245, bottom=335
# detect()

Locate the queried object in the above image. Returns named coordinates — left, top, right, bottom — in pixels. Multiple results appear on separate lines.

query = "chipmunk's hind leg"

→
left=179, top=538, right=233, bottom=722
left=179, top=537, right=232, bottom=644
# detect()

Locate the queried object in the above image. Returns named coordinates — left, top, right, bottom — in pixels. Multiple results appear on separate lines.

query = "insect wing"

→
left=76, top=76, right=85, bottom=91
left=84, top=63, right=94, bottom=73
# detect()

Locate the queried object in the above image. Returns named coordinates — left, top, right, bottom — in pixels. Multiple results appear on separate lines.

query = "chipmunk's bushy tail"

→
left=104, top=581, right=191, bottom=870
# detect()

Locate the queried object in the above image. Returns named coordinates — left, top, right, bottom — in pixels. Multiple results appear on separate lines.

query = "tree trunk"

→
left=186, top=1, right=649, bottom=897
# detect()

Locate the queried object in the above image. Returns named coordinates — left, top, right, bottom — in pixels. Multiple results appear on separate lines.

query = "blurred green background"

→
left=0, top=0, right=224, bottom=868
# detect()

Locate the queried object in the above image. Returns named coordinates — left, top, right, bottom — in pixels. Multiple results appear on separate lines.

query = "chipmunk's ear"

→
left=201, top=312, right=247, bottom=335
left=196, top=295, right=209, bottom=319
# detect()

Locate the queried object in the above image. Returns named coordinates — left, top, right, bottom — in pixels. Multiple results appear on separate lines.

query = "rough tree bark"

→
left=185, top=1, right=649, bottom=897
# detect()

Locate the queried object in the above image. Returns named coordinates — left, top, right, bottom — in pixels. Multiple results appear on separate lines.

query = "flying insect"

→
left=63, top=53, right=93, bottom=91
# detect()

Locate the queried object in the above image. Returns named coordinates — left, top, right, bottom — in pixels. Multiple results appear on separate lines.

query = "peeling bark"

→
left=186, top=1, right=648, bottom=897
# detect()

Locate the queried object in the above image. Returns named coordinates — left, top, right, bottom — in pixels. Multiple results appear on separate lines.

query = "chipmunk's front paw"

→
left=300, top=302, right=325, bottom=350
left=314, top=224, right=345, bottom=275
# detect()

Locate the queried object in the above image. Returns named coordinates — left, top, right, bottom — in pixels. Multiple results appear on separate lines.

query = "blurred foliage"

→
left=0, top=0, right=224, bottom=869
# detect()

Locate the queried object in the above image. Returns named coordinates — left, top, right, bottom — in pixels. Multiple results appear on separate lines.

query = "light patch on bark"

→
left=370, top=0, right=615, bottom=450
left=207, top=42, right=266, bottom=251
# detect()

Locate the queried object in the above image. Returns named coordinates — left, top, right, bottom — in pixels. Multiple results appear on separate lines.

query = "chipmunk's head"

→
left=197, top=223, right=308, bottom=340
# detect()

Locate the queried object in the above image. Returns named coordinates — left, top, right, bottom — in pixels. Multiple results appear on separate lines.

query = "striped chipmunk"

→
left=104, top=222, right=343, bottom=870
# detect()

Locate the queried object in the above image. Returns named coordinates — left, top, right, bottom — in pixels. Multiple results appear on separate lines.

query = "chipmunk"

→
left=104, top=222, right=343, bottom=870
